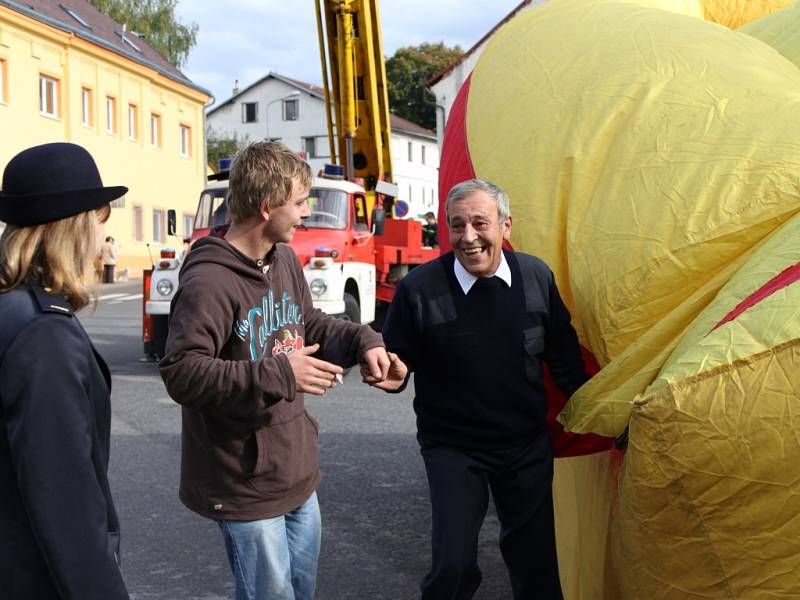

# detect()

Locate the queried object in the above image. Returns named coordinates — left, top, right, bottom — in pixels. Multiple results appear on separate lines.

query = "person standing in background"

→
left=422, top=211, right=438, bottom=247
left=99, top=236, right=116, bottom=283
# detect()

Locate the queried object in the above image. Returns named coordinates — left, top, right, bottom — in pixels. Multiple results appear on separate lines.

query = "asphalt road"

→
left=79, top=281, right=511, bottom=599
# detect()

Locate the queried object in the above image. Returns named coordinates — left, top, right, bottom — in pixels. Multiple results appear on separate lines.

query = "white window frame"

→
left=303, top=136, right=316, bottom=159
left=81, top=87, right=92, bottom=126
left=242, top=102, right=258, bottom=123
left=422, top=145, right=426, bottom=165
left=39, top=75, right=59, bottom=118
left=180, top=124, right=191, bottom=157
left=183, top=213, right=193, bottom=237
left=105, top=95, right=117, bottom=134
left=152, top=209, right=165, bottom=243
left=133, top=205, right=144, bottom=242
left=128, top=103, right=138, bottom=141
left=150, top=113, right=161, bottom=148
left=60, top=4, right=91, bottom=29
left=282, top=98, right=298, bottom=121
left=118, top=31, right=142, bottom=53
left=407, top=141, right=413, bottom=162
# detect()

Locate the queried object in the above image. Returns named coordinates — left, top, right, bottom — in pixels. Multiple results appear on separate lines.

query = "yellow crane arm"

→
left=316, top=0, right=394, bottom=191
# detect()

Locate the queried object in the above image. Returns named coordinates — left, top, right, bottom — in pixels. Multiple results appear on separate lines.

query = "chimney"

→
left=232, top=79, right=240, bottom=95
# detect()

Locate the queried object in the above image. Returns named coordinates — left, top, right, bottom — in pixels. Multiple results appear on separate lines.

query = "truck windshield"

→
left=194, top=189, right=228, bottom=230
left=305, top=188, right=348, bottom=229
left=194, top=187, right=347, bottom=231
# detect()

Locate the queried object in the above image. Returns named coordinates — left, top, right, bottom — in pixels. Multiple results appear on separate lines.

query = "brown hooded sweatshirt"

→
left=159, top=236, right=383, bottom=520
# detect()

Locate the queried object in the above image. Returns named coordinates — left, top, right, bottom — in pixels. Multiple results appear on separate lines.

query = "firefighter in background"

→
left=422, top=211, right=438, bottom=247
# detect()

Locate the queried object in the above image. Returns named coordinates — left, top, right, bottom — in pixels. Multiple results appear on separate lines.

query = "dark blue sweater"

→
left=383, top=251, right=587, bottom=449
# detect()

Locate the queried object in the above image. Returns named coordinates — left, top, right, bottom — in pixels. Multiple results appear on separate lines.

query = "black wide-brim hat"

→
left=0, top=142, right=128, bottom=226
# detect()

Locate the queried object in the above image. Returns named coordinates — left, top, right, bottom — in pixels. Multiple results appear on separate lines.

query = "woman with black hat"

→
left=0, top=142, right=130, bottom=599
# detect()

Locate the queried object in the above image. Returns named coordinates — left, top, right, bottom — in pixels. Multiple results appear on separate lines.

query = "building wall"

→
left=208, top=78, right=439, bottom=218
left=391, top=132, right=439, bottom=217
left=0, top=6, right=208, bottom=277
left=208, top=79, right=332, bottom=175
left=430, top=50, right=482, bottom=148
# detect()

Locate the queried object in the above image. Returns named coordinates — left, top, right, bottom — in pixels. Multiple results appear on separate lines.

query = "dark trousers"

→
left=420, top=434, right=562, bottom=600
left=102, top=264, right=115, bottom=284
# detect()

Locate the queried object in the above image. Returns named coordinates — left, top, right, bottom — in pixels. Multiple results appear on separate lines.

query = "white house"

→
left=206, top=72, right=439, bottom=218
left=428, top=0, right=546, bottom=147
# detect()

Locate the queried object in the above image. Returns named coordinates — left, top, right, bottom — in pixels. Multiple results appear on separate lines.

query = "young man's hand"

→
left=287, top=343, right=343, bottom=395
left=360, top=350, right=408, bottom=391
left=359, top=346, right=391, bottom=385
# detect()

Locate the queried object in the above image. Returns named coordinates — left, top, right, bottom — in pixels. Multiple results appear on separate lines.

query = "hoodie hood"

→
left=181, top=235, right=275, bottom=283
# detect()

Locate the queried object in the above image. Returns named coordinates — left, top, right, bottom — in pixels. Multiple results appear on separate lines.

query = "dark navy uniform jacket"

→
left=0, top=285, right=129, bottom=599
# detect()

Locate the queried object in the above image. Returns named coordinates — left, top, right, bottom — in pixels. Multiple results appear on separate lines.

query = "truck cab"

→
left=191, top=173, right=378, bottom=323
left=143, top=170, right=382, bottom=357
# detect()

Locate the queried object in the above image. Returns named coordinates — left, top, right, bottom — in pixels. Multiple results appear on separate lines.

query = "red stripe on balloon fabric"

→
left=437, top=74, right=476, bottom=254
left=546, top=348, right=614, bottom=458
left=712, top=261, right=800, bottom=332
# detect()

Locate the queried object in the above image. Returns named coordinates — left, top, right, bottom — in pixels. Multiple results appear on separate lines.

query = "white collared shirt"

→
left=454, top=251, right=512, bottom=294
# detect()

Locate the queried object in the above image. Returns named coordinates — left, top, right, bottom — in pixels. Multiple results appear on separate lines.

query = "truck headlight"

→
left=310, top=278, right=327, bottom=296
left=156, top=279, right=174, bottom=296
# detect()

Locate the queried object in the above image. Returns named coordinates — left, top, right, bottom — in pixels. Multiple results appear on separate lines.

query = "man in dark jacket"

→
left=382, top=179, right=589, bottom=600
left=159, top=141, right=405, bottom=600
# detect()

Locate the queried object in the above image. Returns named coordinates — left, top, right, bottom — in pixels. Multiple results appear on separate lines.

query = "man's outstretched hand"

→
left=360, top=348, right=408, bottom=392
left=287, top=343, right=343, bottom=395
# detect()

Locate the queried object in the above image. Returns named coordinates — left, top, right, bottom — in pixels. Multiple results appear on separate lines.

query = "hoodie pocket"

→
left=305, top=411, right=320, bottom=435
left=251, top=429, right=269, bottom=477
left=246, top=411, right=320, bottom=495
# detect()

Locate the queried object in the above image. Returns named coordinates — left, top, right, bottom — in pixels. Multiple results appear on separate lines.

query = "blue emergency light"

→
left=323, top=164, right=345, bottom=179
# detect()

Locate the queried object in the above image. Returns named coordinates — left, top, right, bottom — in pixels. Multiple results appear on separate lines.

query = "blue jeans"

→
left=217, top=492, right=321, bottom=600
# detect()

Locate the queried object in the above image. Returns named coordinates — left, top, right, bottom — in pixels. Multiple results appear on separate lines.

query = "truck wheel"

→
left=343, top=293, right=360, bottom=323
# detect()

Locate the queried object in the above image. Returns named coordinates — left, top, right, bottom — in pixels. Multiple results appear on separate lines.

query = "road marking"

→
left=109, top=293, right=144, bottom=304
left=98, top=293, right=128, bottom=301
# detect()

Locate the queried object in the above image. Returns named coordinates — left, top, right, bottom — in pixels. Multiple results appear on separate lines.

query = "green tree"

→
left=87, top=0, right=197, bottom=68
left=206, top=126, right=248, bottom=170
left=386, top=42, right=463, bottom=130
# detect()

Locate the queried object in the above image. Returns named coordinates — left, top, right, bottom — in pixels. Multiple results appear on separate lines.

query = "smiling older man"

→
left=382, top=179, right=589, bottom=600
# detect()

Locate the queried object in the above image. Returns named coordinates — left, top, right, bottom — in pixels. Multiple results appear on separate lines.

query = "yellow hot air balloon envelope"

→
left=438, top=0, right=800, bottom=596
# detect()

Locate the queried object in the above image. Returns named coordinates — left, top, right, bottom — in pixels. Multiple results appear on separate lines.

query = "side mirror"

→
left=167, top=209, right=177, bottom=236
left=371, top=207, right=385, bottom=236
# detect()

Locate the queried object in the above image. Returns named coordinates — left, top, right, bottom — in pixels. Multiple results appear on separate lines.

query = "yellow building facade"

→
left=0, top=1, right=209, bottom=277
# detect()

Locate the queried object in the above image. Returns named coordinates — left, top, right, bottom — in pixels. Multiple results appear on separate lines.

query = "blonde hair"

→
left=0, top=204, right=110, bottom=310
left=227, top=141, right=311, bottom=222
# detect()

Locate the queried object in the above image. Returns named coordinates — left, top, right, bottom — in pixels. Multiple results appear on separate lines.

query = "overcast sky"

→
left=175, top=0, right=524, bottom=106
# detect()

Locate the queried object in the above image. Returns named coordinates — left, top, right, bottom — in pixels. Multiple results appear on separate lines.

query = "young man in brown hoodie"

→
left=159, top=141, right=406, bottom=600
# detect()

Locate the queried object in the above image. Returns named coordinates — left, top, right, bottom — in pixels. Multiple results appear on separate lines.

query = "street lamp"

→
left=265, top=90, right=301, bottom=141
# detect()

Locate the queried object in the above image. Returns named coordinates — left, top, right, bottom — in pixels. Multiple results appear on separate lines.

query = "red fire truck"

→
left=142, top=166, right=437, bottom=357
